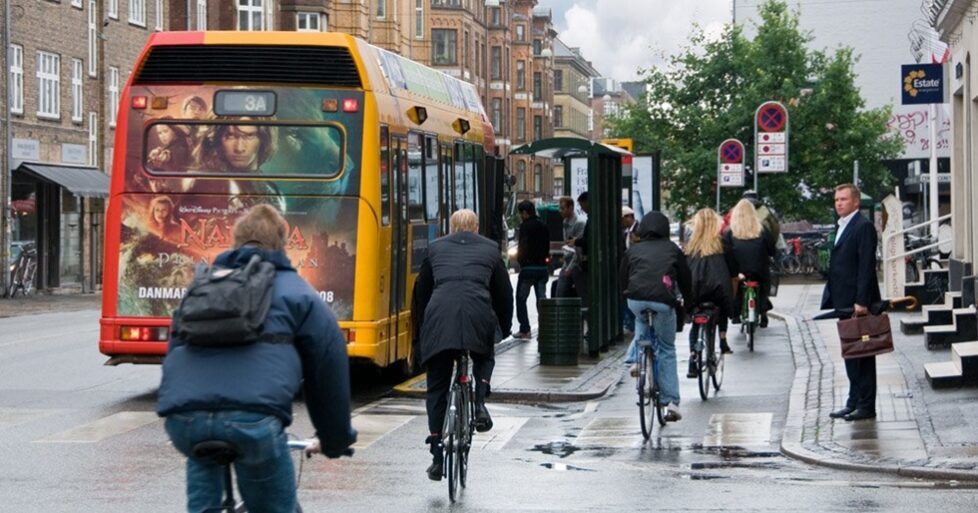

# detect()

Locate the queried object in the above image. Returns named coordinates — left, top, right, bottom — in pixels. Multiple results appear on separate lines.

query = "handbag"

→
left=836, top=313, right=894, bottom=359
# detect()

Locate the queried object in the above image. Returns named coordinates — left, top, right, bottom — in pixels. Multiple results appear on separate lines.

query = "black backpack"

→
left=173, top=254, right=278, bottom=347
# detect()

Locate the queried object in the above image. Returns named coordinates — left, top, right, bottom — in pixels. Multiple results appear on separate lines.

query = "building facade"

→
left=935, top=0, right=978, bottom=295
left=589, top=77, right=636, bottom=141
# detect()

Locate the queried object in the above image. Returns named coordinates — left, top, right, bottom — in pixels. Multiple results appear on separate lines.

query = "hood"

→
left=213, top=246, right=294, bottom=271
left=635, top=211, right=670, bottom=240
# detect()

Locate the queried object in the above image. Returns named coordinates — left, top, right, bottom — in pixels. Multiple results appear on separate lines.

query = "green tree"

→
left=609, top=0, right=902, bottom=222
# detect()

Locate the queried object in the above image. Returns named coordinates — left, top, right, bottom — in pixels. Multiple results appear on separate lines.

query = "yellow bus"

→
left=99, top=31, right=503, bottom=375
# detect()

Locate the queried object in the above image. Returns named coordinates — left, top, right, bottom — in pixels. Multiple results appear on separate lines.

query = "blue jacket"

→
left=157, top=247, right=357, bottom=457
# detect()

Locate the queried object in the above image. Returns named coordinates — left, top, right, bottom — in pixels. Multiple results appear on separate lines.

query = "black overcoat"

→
left=821, top=211, right=882, bottom=311
left=412, top=231, right=514, bottom=365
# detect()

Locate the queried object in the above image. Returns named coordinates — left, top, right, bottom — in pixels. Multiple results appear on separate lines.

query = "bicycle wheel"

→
left=906, top=260, right=920, bottom=284
left=445, top=390, right=460, bottom=502
left=458, top=387, right=471, bottom=489
left=747, top=320, right=755, bottom=352
left=638, top=346, right=653, bottom=440
left=712, top=334, right=725, bottom=392
left=697, top=326, right=711, bottom=401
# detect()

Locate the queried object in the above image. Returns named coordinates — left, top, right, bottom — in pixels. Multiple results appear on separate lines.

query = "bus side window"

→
left=407, top=132, right=424, bottom=221
left=453, top=142, right=465, bottom=213
left=465, top=144, right=477, bottom=211
left=423, top=135, right=439, bottom=222
left=380, top=126, right=390, bottom=226
left=440, top=145, right=452, bottom=234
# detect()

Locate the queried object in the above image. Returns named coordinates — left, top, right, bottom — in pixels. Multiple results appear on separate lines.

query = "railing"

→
left=883, top=213, right=952, bottom=262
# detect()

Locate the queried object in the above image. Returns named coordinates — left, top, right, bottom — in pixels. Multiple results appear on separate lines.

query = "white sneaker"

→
left=665, top=403, right=682, bottom=422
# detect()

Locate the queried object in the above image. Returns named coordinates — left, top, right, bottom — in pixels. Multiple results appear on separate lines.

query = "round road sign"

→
left=757, top=102, right=787, bottom=132
left=719, top=140, right=744, bottom=163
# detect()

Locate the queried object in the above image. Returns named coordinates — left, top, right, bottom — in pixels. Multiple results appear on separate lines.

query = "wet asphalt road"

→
left=1, top=309, right=977, bottom=512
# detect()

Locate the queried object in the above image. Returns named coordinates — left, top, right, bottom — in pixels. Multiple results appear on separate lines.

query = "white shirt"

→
left=835, top=210, right=858, bottom=246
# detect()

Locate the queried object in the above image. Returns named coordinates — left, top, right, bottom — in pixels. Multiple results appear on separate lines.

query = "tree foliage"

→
left=608, top=0, right=902, bottom=222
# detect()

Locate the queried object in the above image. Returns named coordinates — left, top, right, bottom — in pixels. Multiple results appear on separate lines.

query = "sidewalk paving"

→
left=0, top=291, right=102, bottom=318
left=774, top=282, right=978, bottom=481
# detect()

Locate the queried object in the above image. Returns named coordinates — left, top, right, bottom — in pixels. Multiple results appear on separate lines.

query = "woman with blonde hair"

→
left=684, top=208, right=735, bottom=377
left=724, top=199, right=777, bottom=328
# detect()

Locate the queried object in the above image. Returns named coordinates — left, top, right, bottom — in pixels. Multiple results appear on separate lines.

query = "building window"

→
left=554, top=105, right=563, bottom=128
left=534, top=164, right=542, bottom=193
left=71, top=0, right=82, bottom=7
left=36, top=51, right=60, bottom=119
left=71, top=59, right=83, bottom=123
left=89, top=112, right=98, bottom=167
left=516, top=160, right=526, bottom=191
left=554, top=69, right=563, bottom=92
left=376, top=0, right=386, bottom=19
left=516, top=107, right=525, bottom=141
left=197, top=0, right=208, bottom=30
left=491, top=46, right=501, bottom=80
left=516, top=24, right=525, bottom=41
left=296, top=12, right=322, bottom=31
left=415, top=0, right=424, bottom=39
left=109, top=0, right=119, bottom=19
left=533, top=39, right=541, bottom=56
left=492, top=98, right=502, bottom=134
left=237, top=0, right=264, bottom=31
left=533, top=72, right=541, bottom=101
left=155, top=0, right=164, bottom=30
left=533, top=115, right=542, bottom=141
left=129, top=0, right=146, bottom=26
left=432, top=29, right=457, bottom=65
left=109, top=67, right=120, bottom=128
left=88, top=2, right=98, bottom=76
left=9, top=44, right=23, bottom=115
left=516, top=60, right=525, bottom=90
left=490, top=7, right=501, bottom=26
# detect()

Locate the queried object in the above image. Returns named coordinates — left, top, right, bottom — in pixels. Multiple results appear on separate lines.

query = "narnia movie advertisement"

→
left=115, top=86, right=364, bottom=320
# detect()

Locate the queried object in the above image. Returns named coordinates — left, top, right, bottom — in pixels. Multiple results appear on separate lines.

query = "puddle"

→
left=681, top=474, right=729, bottom=481
left=690, top=444, right=783, bottom=459
left=540, top=462, right=595, bottom=472
left=530, top=440, right=580, bottom=458
left=689, top=461, right=782, bottom=470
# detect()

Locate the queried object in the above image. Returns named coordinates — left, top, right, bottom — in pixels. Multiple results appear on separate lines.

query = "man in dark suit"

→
left=822, top=183, right=882, bottom=422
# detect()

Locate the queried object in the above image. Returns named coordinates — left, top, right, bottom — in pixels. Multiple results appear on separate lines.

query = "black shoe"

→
left=475, top=403, right=493, bottom=432
left=426, top=435, right=444, bottom=481
left=843, top=408, right=876, bottom=422
left=720, top=339, right=733, bottom=354
left=760, top=314, right=769, bottom=328
left=829, top=407, right=854, bottom=419
left=427, top=460, right=443, bottom=481
left=687, top=358, right=698, bottom=379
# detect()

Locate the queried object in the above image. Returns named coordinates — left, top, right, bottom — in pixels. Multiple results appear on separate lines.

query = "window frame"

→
left=71, top=0, right=82, bottom=7
left=108, top=0, right=119, bottom=20
left=554, top=69, right=563, bottom=92
left=423, top=135, right=440, bottom=222
left=89, top=112, right=98, bottom=167
left=36, top=51, right=61, bottom=120
left=237, top=0, right=265, bottom=31
left=71, top=58, right=83, bottom=123
left=376, top=0, right=387, bottom=19
left=129, top=0, right=147, bottom=27
left=515, top=107, right=525, bottom=141
left=406, top=132, right=425, bottom=221
left=532, top=71, right=542, bottom=101
left=491, top=46, right=502, bottom=80
left=88, top=1, right=98, bottom=76
left=516, top=60, right=525, bottom=91
left=296, top=12, right=321, bottom=32
left=415, top=0, right=424, bottom=39
left=380, top=125, right=391, bottom=226
left=197, top=0, right=208, bottom=30
left=431, top=29, right=458, bottom=66
left=108, top=67, right=120, bottom=128
left=553, top=105, right=563, bottom=128
left=9, top=44, right=24, bottom=115
left=155, top=0, right=164, bottom=30
left=533, top=115, right=542, bottom=141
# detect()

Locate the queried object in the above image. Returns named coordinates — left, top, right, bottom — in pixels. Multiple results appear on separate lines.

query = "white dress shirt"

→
left=835, top=210, right=858, bottom=246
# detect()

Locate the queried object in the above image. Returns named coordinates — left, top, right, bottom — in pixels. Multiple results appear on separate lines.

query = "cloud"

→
left=555, top=1, right=731, bottom=82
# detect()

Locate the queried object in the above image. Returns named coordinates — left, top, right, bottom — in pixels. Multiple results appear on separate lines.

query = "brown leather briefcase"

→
left=837, top=313, right=894, bottom=359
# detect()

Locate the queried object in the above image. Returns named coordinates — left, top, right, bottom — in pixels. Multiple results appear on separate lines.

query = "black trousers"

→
left=425, top=350, right=495, bottom=434
left=844, top=355, right=877, bottom=411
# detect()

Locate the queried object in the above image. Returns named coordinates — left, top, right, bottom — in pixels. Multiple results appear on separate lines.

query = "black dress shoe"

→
left=475, top=403, right=493, bottom=432
left=829, top=407, right=854, bottom=419
left=843, top=408, right=877, bottom=421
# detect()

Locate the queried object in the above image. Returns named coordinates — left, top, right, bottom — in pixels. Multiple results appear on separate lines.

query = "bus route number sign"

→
left=214, top=91, right=277, bottom=117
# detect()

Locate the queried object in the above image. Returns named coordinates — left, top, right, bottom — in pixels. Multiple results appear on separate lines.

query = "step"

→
left=925, top=361, right=962, bottom=389
left=900, top=318, right=928, bottom=335
left=952, top=341, right=978, bottom=379
left=924, top=325, right=957, bottom=334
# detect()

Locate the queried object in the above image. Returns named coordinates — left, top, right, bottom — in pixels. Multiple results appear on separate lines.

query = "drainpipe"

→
left=186, top=0, right=192, bottom=30
left=2, top=0, right=12, bottom=296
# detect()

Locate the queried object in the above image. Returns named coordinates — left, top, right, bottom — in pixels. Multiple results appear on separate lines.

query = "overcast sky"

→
left=548, top=1, right=732, bottom=82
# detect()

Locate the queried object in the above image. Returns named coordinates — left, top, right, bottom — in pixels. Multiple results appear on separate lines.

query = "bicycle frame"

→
left=444, top=351, right=475, bottom=502
left=742, top=281, right=759, bottom=324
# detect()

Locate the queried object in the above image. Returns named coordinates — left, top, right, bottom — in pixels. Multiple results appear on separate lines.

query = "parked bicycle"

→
left=738, top=277, right=760, bottom=352
left=636, top=309, right=666, bottom=440
left=689, top=303, right=724, bottom=400
left=442, top=350, right=477, bottom=503
left=905, top=233, right=944, bottom=284
left=6, top=241, right=37, bottom=298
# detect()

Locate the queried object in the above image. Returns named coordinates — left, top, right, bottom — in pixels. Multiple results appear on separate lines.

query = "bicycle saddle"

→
left=192, top=440, right=240, bottom=466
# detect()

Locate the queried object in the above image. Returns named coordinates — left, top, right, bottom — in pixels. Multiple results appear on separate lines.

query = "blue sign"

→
left=901, top=63, right=944, bottom=105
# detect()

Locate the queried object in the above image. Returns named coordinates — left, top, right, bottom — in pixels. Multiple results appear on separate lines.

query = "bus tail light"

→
left=120, top=326, right=169, bottom=342
left=322, top=98, right=338, bottom=112
left=131, top=96, right=148, bottom=109
left=342, top=329, right=356, bottom=344
left=342, top=98, right=359, bottom=112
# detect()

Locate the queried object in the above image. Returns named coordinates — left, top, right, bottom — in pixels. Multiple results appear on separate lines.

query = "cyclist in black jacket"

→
left=514, top=201, right=550, bottom=338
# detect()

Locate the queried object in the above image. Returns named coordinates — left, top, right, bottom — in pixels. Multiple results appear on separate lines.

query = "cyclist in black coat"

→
left=684, top=208, right=735, bottom=378
left=724, top=199, right=777, bottom=327
left=412, top=209, right=513, bottom=482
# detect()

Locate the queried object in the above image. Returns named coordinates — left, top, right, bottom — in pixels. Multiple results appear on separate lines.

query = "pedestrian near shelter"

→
left=511, top=138, right=629, bottom=358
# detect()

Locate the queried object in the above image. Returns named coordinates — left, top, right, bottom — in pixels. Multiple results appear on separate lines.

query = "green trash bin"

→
left=537, top=297, right=582, bottom=365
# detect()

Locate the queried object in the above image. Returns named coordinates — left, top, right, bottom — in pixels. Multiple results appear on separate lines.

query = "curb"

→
left=772, top=301, right=978, bottom=482
left=391, top=339, right=626, bottom=403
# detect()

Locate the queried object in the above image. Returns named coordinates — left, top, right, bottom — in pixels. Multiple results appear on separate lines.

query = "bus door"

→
left=389, top=135, right=409, bottom=362
left=481, top=154, right=506, bottom=247
left=440, top=144, right=453, bottom=235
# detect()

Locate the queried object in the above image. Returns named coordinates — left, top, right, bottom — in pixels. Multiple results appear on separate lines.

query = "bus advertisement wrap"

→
left=115, top=86, right=364, bottom=320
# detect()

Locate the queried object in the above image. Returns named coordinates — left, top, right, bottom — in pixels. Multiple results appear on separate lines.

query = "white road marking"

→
left=575, top=417, right=643, bottom=448
left=36, top=411, right=159, bottom=443
left=351, top=414, right=414, bottom=450
left=474, top=416, right=528, bottom=451
left=0, top=408, right=60, bottom=430
left=702, top=412, right=773, bottom=447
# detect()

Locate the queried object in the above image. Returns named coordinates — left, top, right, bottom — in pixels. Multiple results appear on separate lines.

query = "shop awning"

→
left=16, top=163, right=110, bottom=198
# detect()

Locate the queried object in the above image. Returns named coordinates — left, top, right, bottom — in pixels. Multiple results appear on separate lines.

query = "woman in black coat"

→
left=724, top=199, right=777, bottom=327
left=412, top=209, right=513, bottom=482
left=684, top=208, right=735, bottom=378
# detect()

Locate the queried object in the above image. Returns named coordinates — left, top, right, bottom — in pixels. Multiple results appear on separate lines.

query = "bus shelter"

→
left=511, top=138, right=630, bottom=356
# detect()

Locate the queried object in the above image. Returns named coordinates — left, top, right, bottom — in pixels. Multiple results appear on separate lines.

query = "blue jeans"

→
left=164, top=410, right=296, bottom=513
left=516, top=266, right=549, bottom=333
left=625, top=299, right=680, bottom=406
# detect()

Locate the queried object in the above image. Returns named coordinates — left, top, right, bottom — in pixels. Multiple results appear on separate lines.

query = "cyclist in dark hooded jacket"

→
left=157, top=205, right=356, bottom=513
left=620, top=211, right=692, bottom=422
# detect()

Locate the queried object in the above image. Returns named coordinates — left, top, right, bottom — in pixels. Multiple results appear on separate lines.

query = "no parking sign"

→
left=755, top=101, right=789, bottom=174
left=717, top=139, right=745, bottom=188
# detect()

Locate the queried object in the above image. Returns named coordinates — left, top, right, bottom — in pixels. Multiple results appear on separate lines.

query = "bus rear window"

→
left=144, top=121, right=346, bottom=177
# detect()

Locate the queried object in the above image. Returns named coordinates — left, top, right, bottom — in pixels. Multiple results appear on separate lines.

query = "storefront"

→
left=11, top=163, right=108, bottom=292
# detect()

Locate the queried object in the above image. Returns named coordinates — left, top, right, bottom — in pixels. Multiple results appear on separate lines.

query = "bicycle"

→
left=191, top=437, right=323, bottom=513
left=442, top=351, right=476, bottom=503
left=6, top=242, right=37, bottom=298
left=689, top=303, right=724, bottom=400
left=904, top=233, right=944, bottom=284
left=636, top=309, right=666, bottom=440
left=739, top=278, right=760, bottom=352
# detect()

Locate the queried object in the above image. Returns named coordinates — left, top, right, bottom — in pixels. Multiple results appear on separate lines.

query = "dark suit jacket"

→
left=821, top=211, right=881, bottom=311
